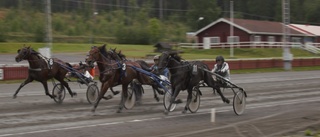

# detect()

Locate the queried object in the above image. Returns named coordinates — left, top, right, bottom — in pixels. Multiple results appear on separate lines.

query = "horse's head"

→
left=158, top=51, right=171, bottom=70
left=86, top=46, right=101, bottom=67
left=15, top=46, right=32, bottom=62
left=158, top=51, right=181, bottom=70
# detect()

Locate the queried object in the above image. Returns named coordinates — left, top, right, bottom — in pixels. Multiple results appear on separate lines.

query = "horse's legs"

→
left=91, top=82, right=110, bottom=112
left=151, top=85, right=160, bottom=102
left=58, top=79, right=77, bottom=97
left=13, top=77, right=33, bottom=98
left=164, top=86, right=181, bottom=115
left=40, top=81, right=55, bottom=98
left=117, top=83, right=129, bottom=113
left=110, top=87, right=120, bottom=95
left=205, top=75, right=230, bottom=104
left=214, top=86, right=230, bottom=104
left=182, top=87, right=193, bottom=114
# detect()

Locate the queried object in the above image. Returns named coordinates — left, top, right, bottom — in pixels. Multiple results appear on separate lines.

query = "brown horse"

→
left=157, top=51, right=230, bottom=114
left=107, top=48, right=165, bottom=101
left=86, top=44, right=153, bottom=113
left=14, top=46, right=77, bottom=100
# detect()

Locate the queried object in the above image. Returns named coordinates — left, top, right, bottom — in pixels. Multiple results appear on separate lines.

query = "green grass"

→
left=2, top=42, right=319, bottom=60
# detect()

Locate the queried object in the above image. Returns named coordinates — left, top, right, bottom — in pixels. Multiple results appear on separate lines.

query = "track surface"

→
left=0, top=71, right=320, bottom=137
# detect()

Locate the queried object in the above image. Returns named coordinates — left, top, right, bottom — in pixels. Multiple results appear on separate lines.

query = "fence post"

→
left=0, top=69, right=3, bottom=80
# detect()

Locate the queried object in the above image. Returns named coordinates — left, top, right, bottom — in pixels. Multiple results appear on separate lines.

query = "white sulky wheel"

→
left=86, top=83, right=99, bottom=104
left=163, top=87, right=177, bottom=112
left=188, top=89, right=200, bottom=113
left=233, top=90, right=246, bottom=115
left=52, top=83, right=66, bottom=104
left=124, top=86, right=136, bottom=109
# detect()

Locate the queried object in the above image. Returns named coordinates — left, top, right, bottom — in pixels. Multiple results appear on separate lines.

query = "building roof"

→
left=195, top=18, right=307, bottom=36
left=289, top=24, right=320, bottom=36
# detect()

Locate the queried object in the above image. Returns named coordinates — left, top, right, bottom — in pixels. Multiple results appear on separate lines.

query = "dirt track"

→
left=0, top=71, right=320, bottom=137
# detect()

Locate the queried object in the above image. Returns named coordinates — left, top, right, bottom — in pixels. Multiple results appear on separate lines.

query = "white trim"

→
left=194, top=18, right=309, bottom=37
left=194, top=18, right=253, bottom=35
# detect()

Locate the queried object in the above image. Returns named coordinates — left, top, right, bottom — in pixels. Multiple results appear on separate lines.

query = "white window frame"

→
left=254, top=35, right=261, bottom=43
left=268, top=36, right=275, bottom=45
left=227, top=36, right=239, bottom=44
left=209, top=37, right=220, bottom=45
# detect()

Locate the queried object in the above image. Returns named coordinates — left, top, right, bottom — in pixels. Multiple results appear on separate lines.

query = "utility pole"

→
left=282, top=0, right=293, bottom=70
left=229, top=0, right=234, bottom=58
left=91, top=0, right=97, bottom=44
left=45, top=0, right=52, bottom=49
left=159, top=0, right=163, bottom=20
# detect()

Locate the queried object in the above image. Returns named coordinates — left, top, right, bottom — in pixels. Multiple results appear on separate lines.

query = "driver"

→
left=211, top=55, right=230, bottom=81
left=149, top=55, right=169, bottom=78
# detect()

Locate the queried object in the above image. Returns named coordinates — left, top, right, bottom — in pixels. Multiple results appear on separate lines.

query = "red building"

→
left=194, top=18, right=309, bottom=49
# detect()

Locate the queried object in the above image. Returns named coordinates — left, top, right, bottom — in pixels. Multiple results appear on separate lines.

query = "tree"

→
left=186, top=0, right=221, bottom=31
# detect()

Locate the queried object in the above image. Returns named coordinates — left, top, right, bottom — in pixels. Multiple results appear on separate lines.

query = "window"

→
left=254, top=35, right=261, bottom=43
left=291, top=37, right=302, bottom=46
left=227, top=36, right=239, bottom=44
left=210, top=37, right=220, bottom=45
left=268, top=36, right=275, bottom=44
left=291, top=37, right=301, bottom=43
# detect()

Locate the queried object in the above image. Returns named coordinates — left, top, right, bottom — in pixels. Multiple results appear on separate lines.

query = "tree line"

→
left=0, top=0, right=319, bottom=44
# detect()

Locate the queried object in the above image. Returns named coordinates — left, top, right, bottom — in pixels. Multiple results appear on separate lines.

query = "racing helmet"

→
left=215, top=55, right=225, bottom=63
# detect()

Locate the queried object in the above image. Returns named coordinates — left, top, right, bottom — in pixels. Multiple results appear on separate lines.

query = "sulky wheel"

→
left=188, top=89, right=200, bottom=113
left=124, top=86, right=136, bottom=109
left=86, top=83, right=99, bottom=104
left=233, top=90, right=246, bottom=115
left=163, top=88, right=177, bottom=112
left=52, top=83, right=66, bottom=104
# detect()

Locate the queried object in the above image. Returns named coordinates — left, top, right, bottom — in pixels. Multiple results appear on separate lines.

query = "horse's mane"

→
left=169, top=52, right=182, bottom=62
left=30, top=48, right=40, bottom=55
left=98, top=45, right=108, bottom=58
left=109, top=48, right=127, bottom=61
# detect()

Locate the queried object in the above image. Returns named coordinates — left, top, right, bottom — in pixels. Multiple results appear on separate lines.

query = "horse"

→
left=107, top=47, right=165, bottom=102
left=14, top=46, right=77, bottom=100
left=157, top=51, right=230, bottom=114
left=86, top=44, right=154, bottom=113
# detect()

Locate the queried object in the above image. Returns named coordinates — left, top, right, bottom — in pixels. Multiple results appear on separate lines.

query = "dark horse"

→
left=86, top=44, right=154, bottom=113
left=157, top=51, right=230, bottom=114
left=14, top=46, right=77, bottom=99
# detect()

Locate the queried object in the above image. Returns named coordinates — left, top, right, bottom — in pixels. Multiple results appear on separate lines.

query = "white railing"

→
left=301, top=43, right=320, bottom=54
left=179, top=41, right=320, bottom=50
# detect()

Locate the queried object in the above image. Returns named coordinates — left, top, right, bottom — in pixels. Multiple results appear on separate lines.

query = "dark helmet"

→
left=216, top=55, right=224, bottom=63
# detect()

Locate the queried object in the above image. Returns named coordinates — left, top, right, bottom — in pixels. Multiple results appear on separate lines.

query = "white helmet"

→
left=154, top=55, right=160, bottom=60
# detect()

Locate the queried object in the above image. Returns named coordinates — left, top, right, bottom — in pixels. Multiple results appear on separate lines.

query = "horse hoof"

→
left=104, top=95, right=113, bottom=100
left=164, top=110, right=169, bottom=115
left=225, top=99, right=230, bottom=104
left=113, top=91, right=120, bottom=95
left=182, top=110, right=187, bottom=114
left=13, top=95, right=17, bottom=99
left=73, top=92, right=77, bottom=96
left=155, top=97, right=160, bottom=102
left=158, top=90, right=164, bottom=95
left=116, top=109, right=122, bottom=113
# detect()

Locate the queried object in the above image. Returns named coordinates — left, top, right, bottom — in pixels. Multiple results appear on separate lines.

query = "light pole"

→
left=197, top=17, right=204, bottom=30
left=90, top=11, right=98, bottom=44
